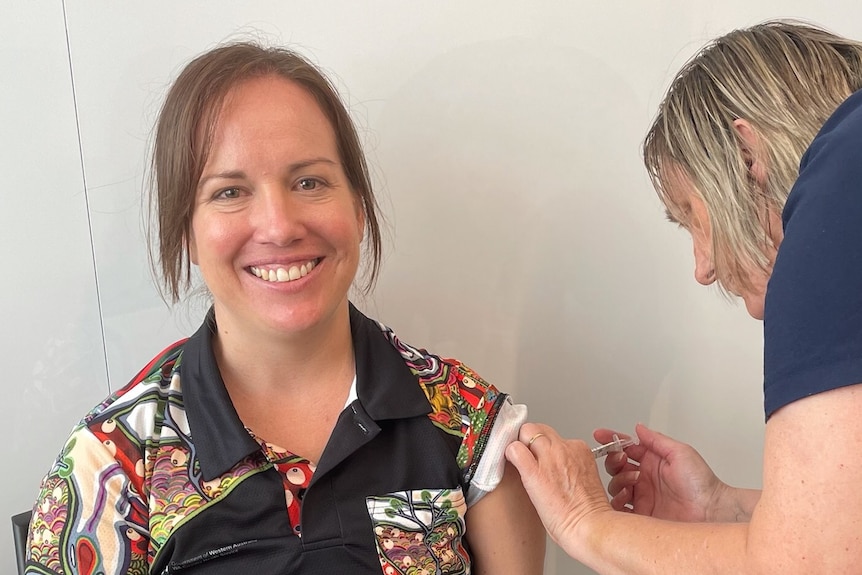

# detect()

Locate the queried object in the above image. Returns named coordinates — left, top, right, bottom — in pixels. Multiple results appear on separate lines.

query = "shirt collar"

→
left=180, top=310, right=260, bottom=481
left=349, top=302, right=431, bottom=421
left=181, top=303, right=430, bottom=481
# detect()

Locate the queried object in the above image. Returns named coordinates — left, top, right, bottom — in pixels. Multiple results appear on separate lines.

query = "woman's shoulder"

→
left=800, top=89, right=862, bottom=171
left=784, top=89, right=862, bottom=226
left=373, top=318, right=502, bottom=399
left=82, top=338, right=189, bottom=427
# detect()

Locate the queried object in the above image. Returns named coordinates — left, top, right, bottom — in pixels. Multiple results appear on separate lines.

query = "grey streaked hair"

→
left=644, top=20, right=862, bottom=292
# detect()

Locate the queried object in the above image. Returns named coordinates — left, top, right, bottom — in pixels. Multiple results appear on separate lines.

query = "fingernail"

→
left=633, top=471, right=641, bottom=481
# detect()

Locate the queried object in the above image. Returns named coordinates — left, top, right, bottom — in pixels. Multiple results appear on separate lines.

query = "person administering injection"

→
left=507, top=21, right=862, bottom=574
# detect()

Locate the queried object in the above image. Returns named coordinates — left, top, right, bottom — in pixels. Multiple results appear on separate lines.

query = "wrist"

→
left=569, top=503, right=613, bottom=563
left=708, top=483, right=758, bottom=522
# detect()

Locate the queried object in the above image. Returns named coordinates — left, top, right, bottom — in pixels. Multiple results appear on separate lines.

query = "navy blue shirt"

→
left=764, top=89, right=862, bottom=418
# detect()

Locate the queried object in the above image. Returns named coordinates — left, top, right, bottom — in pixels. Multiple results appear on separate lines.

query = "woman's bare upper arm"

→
left=749, top=382, right=862, bottom=572
left=465, top=461, right=546, bottom=575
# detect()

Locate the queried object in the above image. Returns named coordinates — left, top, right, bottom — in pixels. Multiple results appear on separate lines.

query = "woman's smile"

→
left=249, top=258, right=319, bottom=283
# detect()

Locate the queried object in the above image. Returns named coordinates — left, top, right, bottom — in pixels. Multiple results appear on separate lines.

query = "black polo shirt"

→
left=25, top=305, right=508, bottom=575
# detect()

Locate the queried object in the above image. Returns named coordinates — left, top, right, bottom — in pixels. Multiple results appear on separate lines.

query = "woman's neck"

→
left=210, top=304, right=356, bottom=463
left=211, top=303, right=356, bottom=399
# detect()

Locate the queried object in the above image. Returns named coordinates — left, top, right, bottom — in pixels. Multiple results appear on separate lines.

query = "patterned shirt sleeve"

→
left=25, top=424, right=149, bottom=575
left=446, top=363, right=506, bottom=478
left=373, top=317, right=523, bottom=507
left=465, top=398, right=527, bottom=506
left=429, top=361, right=523, bottom=506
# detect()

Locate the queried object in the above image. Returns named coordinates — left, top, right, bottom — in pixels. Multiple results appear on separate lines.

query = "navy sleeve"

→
left=763, top=90, right=862, bottom=419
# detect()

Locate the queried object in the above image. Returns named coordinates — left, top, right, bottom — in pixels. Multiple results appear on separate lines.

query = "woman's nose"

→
left=253, top=187, right=305, bottom=245
left=693, top=239, right=716, bottom=286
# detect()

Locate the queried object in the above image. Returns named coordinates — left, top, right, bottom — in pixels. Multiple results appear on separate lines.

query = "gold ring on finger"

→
left=527, top=433, right=545, bottom=447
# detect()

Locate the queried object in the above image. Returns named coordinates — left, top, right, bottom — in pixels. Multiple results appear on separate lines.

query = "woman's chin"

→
left=742, top=296, right=765, bottom=321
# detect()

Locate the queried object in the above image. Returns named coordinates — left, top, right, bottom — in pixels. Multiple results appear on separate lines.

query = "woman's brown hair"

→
left=149, top=42, right=382, bottom=303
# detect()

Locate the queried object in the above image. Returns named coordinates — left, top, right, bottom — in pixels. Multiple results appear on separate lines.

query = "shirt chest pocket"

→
left=365, top=486, right=471, bottom=575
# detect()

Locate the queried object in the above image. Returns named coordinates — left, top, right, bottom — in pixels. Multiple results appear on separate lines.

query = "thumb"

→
left=505, top=441, right=539, bottom=480
left=635, top=423, right=684, bottom=459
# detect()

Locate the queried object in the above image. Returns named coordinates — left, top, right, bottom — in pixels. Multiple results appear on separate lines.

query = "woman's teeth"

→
left=250, top=260, right=316, bottom=283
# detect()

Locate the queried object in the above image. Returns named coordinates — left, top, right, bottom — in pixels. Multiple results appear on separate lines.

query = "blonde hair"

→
left=644, top=20, right=862, bottom=292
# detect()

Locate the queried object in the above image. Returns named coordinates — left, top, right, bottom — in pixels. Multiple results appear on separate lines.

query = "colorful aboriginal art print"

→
left=24, top=311, right=506, bottom=575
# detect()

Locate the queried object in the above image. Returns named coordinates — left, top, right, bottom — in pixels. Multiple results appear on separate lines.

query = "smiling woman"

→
left=22, top=43, right=545, bottom=575
left=189, top=77, right=365, bottom=351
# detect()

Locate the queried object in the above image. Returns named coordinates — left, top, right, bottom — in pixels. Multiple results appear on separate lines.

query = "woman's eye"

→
left=298, top=178, right=320, bottom=191
left=216, top=187, right=240, bottom=200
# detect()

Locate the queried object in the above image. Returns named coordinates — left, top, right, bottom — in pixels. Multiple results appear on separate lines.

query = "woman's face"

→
left=189, top=74, right=364, bottom=340
left=665, top=170, right=780, bottom=320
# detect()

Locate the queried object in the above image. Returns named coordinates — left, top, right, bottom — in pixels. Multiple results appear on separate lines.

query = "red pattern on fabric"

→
left=273, top=459, right=315, bottom=535
left=250, top=431, right=315, bottom=536
left=75, top=539, right=97, bottom=575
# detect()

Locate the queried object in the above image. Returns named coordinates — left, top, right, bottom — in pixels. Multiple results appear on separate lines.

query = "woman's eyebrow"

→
left=198, top=158, right=339, bottom=188
left=289, top=157, right=338, bottom=171
left=198, top=157, right=338, bottom=187
left=198, top=170, right=246, bottom=188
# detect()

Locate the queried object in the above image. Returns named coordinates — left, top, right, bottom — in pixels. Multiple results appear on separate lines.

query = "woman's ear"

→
left=732, top=119, right=767, bottom=186
left=734, top=119, right=783, bottom=247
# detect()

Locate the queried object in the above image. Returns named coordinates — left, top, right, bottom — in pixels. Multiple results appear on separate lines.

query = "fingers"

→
left=505, top=440, right=538, bottom=477
left=506, top=423, right=556, bottom=480
left=610, top=487, right=633, bottom=512
left=593, top=428, right=631, bottom=444
left=517, top=423, right=557, bottom=448
left=607, top=469, right=640, bottom=498
left=603, top=450, right=629, bottom=475
left=507, top=423, right=614, bottom=549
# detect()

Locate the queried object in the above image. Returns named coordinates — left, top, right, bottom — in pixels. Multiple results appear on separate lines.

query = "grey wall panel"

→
left=1, top=1, right=109, bottom=573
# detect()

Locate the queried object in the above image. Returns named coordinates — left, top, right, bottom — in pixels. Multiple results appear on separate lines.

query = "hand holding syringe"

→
left=591, top=433, right=637, bottom=458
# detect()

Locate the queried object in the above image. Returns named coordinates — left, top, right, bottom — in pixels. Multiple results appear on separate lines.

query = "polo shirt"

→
left=25, top=304, right=511, bottom=574
left=764, top=89, right=862, bottom=418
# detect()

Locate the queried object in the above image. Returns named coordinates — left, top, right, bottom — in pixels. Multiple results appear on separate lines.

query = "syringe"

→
left=591, top=433, right=637, bottom=459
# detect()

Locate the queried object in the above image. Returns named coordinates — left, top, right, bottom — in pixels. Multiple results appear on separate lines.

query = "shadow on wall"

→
left=368, top=36, right=688, bottom=574
left=371, top=35, right=677, bottom=423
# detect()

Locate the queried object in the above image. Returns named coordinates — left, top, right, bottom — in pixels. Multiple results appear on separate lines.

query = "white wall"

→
left=5, top=2, right=862, bottom=573
left=2, top=0, right=110, bottom=571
